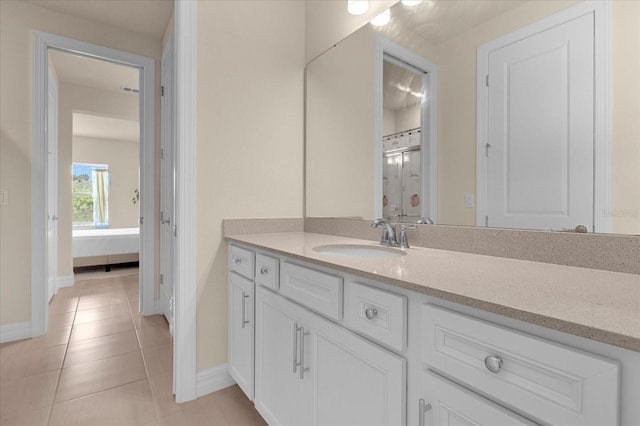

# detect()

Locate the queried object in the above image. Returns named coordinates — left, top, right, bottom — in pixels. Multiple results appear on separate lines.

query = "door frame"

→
left=476, top=1, right=611, bottom=232
left=47, top=66, right=59, bottom=302
left=374, top=35, right=438, bottom=223
left=32, top=31, right=156, bottom=336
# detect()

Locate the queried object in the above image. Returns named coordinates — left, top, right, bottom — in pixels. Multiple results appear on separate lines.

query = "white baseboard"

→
left=0, top=321, right=31, bottom=344
left=196, top=363, right=236, bottom=398
left=57, top=274, right=75, bottom=289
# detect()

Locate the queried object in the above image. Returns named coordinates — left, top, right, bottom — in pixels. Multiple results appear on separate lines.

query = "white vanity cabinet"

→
left=227, top=241, right=632, bottom=426
left=228, top=245, right=256, bottom=400
left=255, top=284, right=406, bottom=426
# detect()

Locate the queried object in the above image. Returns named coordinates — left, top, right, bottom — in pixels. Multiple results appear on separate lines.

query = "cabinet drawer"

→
left=255, top=253, right=279, bottom=290
left=422, top=304, right=619, bottom=426
left=280, top=262, right=343, bottom=320
left=345, top=282, right=407, bottom=351
left=420, top=370, right=534, bottom=426
left=229, top=245, right=255, bottom=279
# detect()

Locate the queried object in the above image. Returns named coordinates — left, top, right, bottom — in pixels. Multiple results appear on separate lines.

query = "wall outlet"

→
left=0, top=189, right=7, bottom=206
left=464, top=193, right=475, bottom=208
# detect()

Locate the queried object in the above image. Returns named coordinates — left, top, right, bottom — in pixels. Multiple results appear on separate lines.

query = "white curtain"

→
left=92, top=169, right=109, bottom=228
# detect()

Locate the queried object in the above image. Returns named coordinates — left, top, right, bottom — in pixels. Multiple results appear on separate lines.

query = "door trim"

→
left=476, top=1, right=611, bottom=232
left=174, top=0, right=198, bottom=403
left=32, top=31, right=156, bottom=337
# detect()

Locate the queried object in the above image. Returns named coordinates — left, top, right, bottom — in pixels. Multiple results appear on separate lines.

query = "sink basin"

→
left=313, top=244, right=406, bottom=259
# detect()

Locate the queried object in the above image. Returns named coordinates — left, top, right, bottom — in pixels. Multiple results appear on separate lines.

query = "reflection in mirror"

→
left=305, top=0, right=640, bottom=235
left=382, top=56, right=425, bottom=223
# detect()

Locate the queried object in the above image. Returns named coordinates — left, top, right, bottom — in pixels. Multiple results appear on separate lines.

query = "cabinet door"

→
left=228, top=272, right=254, bottom=400
left=310, top=310, right=406, bottom=426
left=419, top=371, right=535, bottom=426
left=255, top=286, right=313, bottom=426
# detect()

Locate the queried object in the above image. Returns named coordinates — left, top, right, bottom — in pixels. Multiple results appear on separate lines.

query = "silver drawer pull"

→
left=365, top=307, right=378, bottom=320
left=233, top=257, right=241, bottom=264
left=419, top=399, right=432, bottom=426
left=241, top=291, right=250, bottom=328
left=260, top=266, right=270, bottom=275
left=484, top=355, right=504, bottom=373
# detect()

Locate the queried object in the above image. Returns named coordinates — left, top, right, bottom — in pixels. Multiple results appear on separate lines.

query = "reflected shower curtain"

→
left=92, top=169, right=109, bottom=228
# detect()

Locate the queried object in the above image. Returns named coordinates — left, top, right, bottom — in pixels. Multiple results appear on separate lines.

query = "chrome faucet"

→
left=371, top=219, right=398, bottom=247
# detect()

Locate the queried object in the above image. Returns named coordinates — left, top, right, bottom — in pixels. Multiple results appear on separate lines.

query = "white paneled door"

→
left=160, top=37, right=175, bottom=334
left=485, top=13, right=594, bottom=231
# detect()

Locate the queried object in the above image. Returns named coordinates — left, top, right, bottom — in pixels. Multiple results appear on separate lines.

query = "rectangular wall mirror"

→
left=305, top=0, right=639, bottom=235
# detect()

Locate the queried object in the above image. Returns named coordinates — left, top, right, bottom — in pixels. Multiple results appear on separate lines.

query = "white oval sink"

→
left=313, top=244, right=406, bottom=259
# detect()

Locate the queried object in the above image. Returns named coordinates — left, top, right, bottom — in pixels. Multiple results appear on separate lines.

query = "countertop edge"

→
left=225, top=233, right=640, bottom=353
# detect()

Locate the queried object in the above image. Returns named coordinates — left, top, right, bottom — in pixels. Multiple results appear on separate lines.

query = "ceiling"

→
left=27, top=0, right=173, bottom=39
left=49, top=49, right=139, bottom=94
left=73, top=112, right=139, bottom=143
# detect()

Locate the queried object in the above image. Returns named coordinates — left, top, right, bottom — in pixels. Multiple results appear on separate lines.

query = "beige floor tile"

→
left=48, top=297, right=79, bottom=314
left=76, top=292, right=129, bottom=311
left=0, top=405, right=50, bottom=426
left=69, top=315, right=134, bottom=342
left=49, top=379, right=156, bottom=426
left=20, top=326, right=71, bottom=352
left=148, top=371, right=182, bottom=418
left=133, top=312, right=170, bottom=330
left=0, top=369, right=59, bottom=421
left=137, top=321, right=172, bottom=350
left=141, top=342, right=173, bottom=377
left=55, top=350, right=146, bottom=403
left=48, top=311, right=76, bottom=328
left=0, top=344, right=66, bottom=382
left=73, top=303, right=131, bottom=325
left=218, top=394, right=267, bottom=426
left=64, top=330, right=139, bottom=367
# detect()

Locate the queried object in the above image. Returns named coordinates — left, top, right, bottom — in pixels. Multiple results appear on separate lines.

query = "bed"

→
left=73, top=227, right=140, bottom=271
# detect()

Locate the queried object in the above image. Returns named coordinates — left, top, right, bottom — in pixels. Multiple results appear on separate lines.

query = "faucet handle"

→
left=399, top=224, right=416, bottom=248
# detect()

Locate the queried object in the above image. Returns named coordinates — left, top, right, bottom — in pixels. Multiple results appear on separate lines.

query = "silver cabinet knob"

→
left=233, top=257, right=241, bottom=264
left=365, top=307, right=378, bottom=320
left=484, top=355, right=504, bottom=373
left=260, top=266, right=270, bottom=275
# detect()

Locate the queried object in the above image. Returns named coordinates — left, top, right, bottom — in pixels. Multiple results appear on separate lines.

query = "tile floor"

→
left=0, top=268, right=266, bottom=426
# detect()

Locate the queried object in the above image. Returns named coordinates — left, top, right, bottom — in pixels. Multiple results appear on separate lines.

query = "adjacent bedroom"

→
left=48, top=49, right=141, bottom=280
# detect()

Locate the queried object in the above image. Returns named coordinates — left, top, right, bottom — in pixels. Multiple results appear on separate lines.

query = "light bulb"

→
left=370, top=8, right=390, bottom=26
left=347, top=0, right=369, bottom=15
left=401, top=0, right=422, bottom=6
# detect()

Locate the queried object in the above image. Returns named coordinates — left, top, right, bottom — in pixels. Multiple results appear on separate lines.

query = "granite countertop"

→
left=226, top=232, right=640, bottom=352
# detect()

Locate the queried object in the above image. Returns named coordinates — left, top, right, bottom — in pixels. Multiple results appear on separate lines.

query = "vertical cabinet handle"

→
left=299, top=326, right=310, bottom=380
left=293, top=322, right=299, bottom=373
left=419, top=399, right=432, bottom=426
left=241, top=291, right=250, bottom=328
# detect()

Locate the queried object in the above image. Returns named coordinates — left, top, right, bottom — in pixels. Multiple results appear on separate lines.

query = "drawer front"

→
left=229, top=245, right=255, bottom=279
left=345, top=282, right=407, bottom=351
left=255, top=253, right=279, bottom=290
left=422, top=304, right=619, bottom=426
left=280, top=262, right=343, bottom=320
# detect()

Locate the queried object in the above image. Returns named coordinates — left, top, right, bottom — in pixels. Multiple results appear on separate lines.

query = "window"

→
left=72, top=163, right=109, bottom=228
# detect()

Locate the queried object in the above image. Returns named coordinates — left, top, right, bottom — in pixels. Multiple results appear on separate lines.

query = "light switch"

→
left=464, top=194, right=474, bottom=208
left=0, top=189, right=7, bottom=206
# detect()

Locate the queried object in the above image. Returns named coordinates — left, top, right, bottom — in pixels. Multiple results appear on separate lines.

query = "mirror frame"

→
left=374, top=36, right=439, bottom=222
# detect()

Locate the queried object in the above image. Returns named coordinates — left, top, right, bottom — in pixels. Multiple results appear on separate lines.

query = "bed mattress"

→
left=73, top=227, right=140, bottom=258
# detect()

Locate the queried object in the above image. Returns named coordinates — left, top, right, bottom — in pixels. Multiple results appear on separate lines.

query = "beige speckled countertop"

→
left=226, top=232, right=640, bottom=352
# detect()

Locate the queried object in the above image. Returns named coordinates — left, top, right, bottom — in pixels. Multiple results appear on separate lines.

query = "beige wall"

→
left=72, top=136, right=140, bottom=229
left=195, top=1, right=305, bottom=371
left=0, top=0, right=161, bottom=326
left=58, top=82, right=139, bottom=277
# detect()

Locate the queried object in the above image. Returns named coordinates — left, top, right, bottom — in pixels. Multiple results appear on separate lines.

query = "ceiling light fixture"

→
left=348, top=0, right=369, bottom=15
left=370, top=8, right=390, bottom=26
left=401, top=0, right=422, bottom=6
